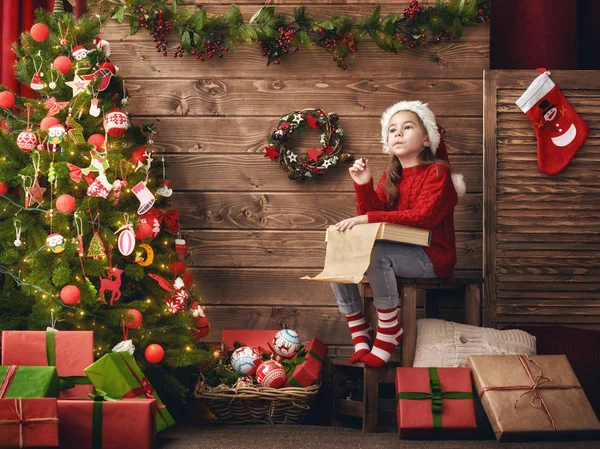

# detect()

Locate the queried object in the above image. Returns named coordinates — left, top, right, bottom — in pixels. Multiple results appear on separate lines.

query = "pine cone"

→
left=328, top=112, right=339, bottom=123
left=287, top=171, right=300, bottom=181
left=340, top=153, right=354, bottom=163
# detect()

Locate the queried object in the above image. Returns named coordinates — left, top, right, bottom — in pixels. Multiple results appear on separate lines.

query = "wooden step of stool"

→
left=361, top=276, right=483, bottom=367
left=328, top=358, right=398, bottom=433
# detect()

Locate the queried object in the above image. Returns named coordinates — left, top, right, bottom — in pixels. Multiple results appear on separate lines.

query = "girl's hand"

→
left=335, top=215, right=368, bottom=232
left=349, top=158, right=372, bottom=185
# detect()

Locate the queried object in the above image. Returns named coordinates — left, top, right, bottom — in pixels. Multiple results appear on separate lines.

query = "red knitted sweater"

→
left=354, top=163, right=458, bottom=278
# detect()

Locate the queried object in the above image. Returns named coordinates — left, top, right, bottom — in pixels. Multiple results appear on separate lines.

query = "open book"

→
left=303, top=223, right=431, bottom=284
left=326, top=222, right=431, bottom=247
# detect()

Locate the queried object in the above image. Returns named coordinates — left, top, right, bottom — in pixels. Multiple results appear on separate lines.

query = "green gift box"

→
left=84, top=351, right=174, bottom=432
left=0, top=366, right=60, bottom=399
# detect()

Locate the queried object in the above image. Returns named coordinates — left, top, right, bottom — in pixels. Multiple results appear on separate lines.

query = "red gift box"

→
left=221, top=330, right=278, bottom=353
left=57, top=399, right=156, bottom=449
left=1, top=331, right=94, bottom=399
left=285, top=337, right=328, bottom=387
left=0, top=398, right=59, bottom=448
left=395, top=367, right=477, bottom=439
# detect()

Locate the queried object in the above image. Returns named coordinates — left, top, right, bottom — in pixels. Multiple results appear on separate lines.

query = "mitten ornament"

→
left=516, top=68, right=589, bottom=176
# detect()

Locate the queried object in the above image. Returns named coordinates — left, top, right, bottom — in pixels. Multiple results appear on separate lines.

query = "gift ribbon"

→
left=0, top=366, right=18, bottom=398
left=0, top=398, right=58, bottom=448
left=285, top=347, right=325, bottom=387
left=396, top=367, right=473, bottom=430
left=148, top=207, right=180, bottom=234
left=479, top=354, right=583, bottom=433
left=45, top=330, right=93, bottom=391
left=116, top=352, right=169, bottom=427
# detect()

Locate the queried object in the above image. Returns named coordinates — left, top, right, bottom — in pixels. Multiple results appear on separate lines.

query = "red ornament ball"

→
left=60, top=285, right=80, bottom=305
left=0, top=182, right=8, bottom=195
left=56, top=194, right=76, bottom=213
left=103, top=109, right=129, bottom=138
left=87, top=133, right=105, bottom=150
left=126, top=309, right=143, bottom=329
left=53, top=56, right=72, bottom=75
left=0, top=91, right=15, bottom=109
left=40, top=116, right=60, bottom=130
left=134, top=216, right=158, bottom=241
left=145, top=344, right=165, bottom=364
left=17, top=131, right=36, bottom=152
left=130, top=147, right=148, bottom=164
left=30, top=23, right=49, bottom=42
left=255, top=360, right=286, bottom=388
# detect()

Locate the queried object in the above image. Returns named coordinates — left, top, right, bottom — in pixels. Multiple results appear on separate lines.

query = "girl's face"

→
left=387, top=111, right=431, bottom=165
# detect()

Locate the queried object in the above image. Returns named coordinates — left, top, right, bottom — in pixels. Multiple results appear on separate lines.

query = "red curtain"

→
left=0, top=0, right=86, bottom=96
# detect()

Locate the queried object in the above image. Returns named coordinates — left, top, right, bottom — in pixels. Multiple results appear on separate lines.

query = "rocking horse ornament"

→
left=98, top=266, right=123, bottom=306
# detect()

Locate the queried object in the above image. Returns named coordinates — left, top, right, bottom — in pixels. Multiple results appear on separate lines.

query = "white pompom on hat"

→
left=380, top=100, right=466, bottom=198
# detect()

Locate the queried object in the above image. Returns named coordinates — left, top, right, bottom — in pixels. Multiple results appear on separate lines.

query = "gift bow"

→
left=0, top=398, right=58, bottom=448
left=479, top=354, right=583, bottom=433
left=396, top=367, right=473, bottom=430
left=116, top=352, right=168, bottom=426
left=282, top=348, right=307, bottom=375
left=44, top=97, right=69, bottom=116
left=148, top=207, right=180, bottom=234
left=89, top=389, right=118, bottom=401
left=67, top=163, right=95, bottom=185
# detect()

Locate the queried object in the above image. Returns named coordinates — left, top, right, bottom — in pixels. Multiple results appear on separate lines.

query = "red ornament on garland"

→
left=125, top=309, right=143, bottom=329
left=103, top=109, right=129, bottom=138
left=40, top=116, right=60, bottom=130
left=56, top=194, right=76, bottom=213
left=87, top=133, right=105, bottom=150
left=130, top=147, right=148, bottom=164
left=53, top=56, right=72, bottom=75
left=30, top=23, right=49, bottom=42
left=145, top=344, right=165, bottom=364
left=60, top=285, right=80, bottom=305
left=0, top=91, right=15, bottom=109
left=0, top=182, right=8, bottom=195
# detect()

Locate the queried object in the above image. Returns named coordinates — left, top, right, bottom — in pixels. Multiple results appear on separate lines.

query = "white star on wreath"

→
left=287, top=152, right=298, bottom=163
left=320, top=133, right=327, bottom=145
left=331, top=156, right=339, bottom=164
left=322, top=159, right=332, bottom=169
left=292, top=113, right=303, bottom=125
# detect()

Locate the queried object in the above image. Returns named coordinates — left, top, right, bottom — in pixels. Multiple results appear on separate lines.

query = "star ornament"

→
left=287, top=151, right=298, bottom=163
left=26, top=182, right=46, bottom=206
left=306, top=114, right=319, bottom=129
left=291, top=113, right=303, bottom=125
left=306, top=146, right=322, bottom=162
left=65, top=74, right=91, bottom=96
left=264, top=145, right=280, bottom=161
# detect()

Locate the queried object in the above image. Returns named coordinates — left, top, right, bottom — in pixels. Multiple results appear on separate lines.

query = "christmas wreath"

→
left=264, top=108, right=352, bottom=181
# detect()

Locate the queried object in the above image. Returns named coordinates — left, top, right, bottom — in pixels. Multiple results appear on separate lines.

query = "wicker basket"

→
left=194, top=379, right=321, bottom=424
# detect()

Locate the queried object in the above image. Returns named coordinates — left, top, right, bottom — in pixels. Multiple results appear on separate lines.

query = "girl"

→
left=331, top=101, right=466, bottom=368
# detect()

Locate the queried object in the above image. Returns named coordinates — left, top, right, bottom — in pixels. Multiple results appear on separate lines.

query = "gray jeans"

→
left=331, top=242, right=437, bottom=315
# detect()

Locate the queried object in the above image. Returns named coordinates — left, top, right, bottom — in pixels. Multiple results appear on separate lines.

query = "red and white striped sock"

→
left=361, top=308, right=403, bottom=368
left=345, top=311, right=374, bottom=363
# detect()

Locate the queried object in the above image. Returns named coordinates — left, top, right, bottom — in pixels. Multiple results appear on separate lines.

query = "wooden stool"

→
left=329, top=358, right=398, bottom=433
left=361, top=276, right=483, bottom=367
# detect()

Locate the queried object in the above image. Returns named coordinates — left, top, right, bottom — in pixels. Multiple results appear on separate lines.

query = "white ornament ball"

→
left=103, top=110, right=129, bottom=138
left=230, top=346, right=260, bottom=376
left=272, top=329, right=301, bottom=359
left=255, top=360, right=286, bottom=388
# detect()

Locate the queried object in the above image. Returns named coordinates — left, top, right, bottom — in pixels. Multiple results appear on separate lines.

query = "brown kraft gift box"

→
left=467, top=354, right=600, bottom=441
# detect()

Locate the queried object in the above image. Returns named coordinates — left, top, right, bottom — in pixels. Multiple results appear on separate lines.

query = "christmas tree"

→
left=0, top=3, right=210, bottom=410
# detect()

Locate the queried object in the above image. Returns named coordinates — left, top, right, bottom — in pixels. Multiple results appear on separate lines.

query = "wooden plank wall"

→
left=484, top=70, right=600, bottom=330
left=104, top=1, right=489, bottom=357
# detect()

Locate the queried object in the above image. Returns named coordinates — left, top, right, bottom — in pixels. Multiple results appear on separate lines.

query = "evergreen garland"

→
left=96, top=0, right=491, bottom=69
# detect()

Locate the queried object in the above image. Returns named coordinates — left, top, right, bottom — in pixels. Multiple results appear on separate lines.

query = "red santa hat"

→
left=380, top=100, right=466, bottom=197
left=72, top=45, right=88, bottom=59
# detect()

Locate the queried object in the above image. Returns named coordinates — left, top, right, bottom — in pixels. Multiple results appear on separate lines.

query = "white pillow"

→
left=412, top=318, right=536, bottom=368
